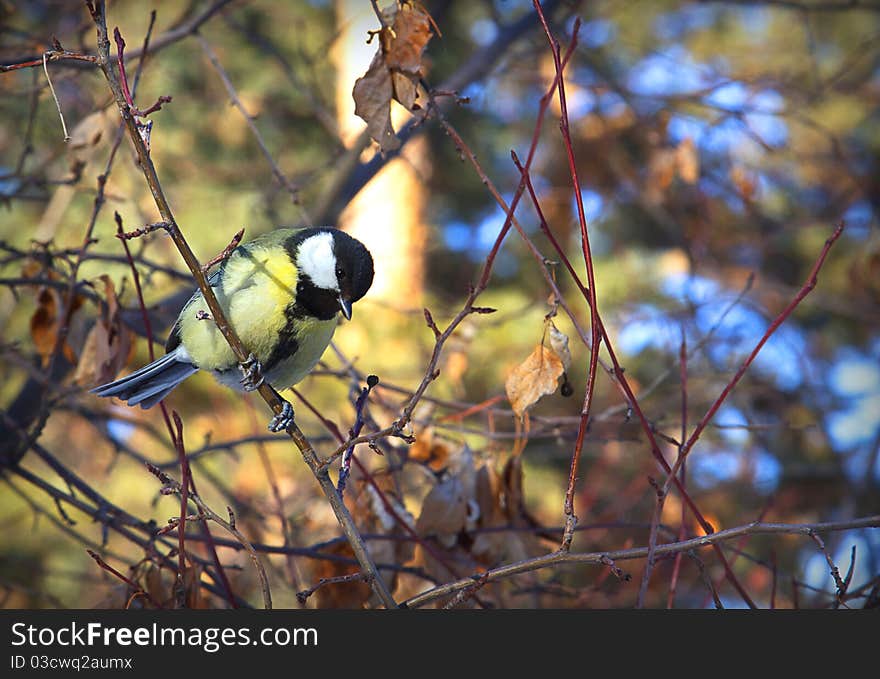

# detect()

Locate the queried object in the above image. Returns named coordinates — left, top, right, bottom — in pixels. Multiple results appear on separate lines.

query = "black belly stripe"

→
left=264, top=280, right=337, bottom=371
left=265, top=311, right=300, bottom=371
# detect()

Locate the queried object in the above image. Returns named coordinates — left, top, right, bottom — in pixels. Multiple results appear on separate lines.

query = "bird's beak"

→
left=339, top=296, right=352, bottom=320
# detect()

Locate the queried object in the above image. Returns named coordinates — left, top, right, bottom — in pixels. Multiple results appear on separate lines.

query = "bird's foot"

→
left=268, top=400, right=295, bottom=433
left=239, top=353, right=265, bottom=392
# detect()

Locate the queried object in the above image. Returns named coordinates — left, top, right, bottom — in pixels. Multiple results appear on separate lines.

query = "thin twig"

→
left=403, top=515, right=880, bottom=608
left=296, top=573, right=371, bottom=606
left=86, top=0, right=396, bottom=610
left=42, top=53, right=70, bottom=141
left=533, top=4, right=601, bottom=550
left=337, top=375, right=379, bottom=494
left=146, top=463, right=272, bottom=609
left=87, top=550, right=161, bottom=608
left=195, top=32, right=306, bottom=212
left=201, top=228, right=244, bottom=275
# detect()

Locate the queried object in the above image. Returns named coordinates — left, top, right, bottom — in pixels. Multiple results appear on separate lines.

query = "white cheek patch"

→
left=296, top=232, right=338, bottom=291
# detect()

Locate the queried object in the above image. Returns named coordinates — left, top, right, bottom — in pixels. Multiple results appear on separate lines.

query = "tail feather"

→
left=91, top=348, right=198, bottom=409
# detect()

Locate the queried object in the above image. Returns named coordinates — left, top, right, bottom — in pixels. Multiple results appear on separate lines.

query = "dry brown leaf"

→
left=471, top=457, right=539, bottom=565
left=675, top=137, right=700, bottom=184
left=386, top=2, right=433, bottom=110
left=416, top=475, right=467, bottom=547
left=646, top=147, right=677, bottom=202
left=547, top=321, right=572, bottom=372
left=385, top=3, right=433, bottom=73
left=343, top=472, right=415, bottom=599
left=475, top=463, right=503, bottom=527
left=144, top=564, right=170, bottom=607
left=30, top=286, right=82, bottom=367
left=505, top=344, right=565, bottom=419
left=181, top=563, right=204, bottom=609
left=352, top=50, right=399, bottom=152
left=502, top=454, right=525, bottom=521
left=730, top=165, right=757, bottom=201
left=409, top=427, right=451, bottom=471
left=352, top=1, right=435, bottom=150
left=74, top=275, right=134, bottom=387
left=30, top=287, right=60, bottom=364
left=309, top=542, right=374, bottom=609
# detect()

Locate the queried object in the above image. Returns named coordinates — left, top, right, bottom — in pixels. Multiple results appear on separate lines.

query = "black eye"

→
left=336, top=267, right=346, bottom=279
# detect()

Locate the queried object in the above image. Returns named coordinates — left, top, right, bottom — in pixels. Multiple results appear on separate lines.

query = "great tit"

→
left=91, top=226, right=374, bottom=430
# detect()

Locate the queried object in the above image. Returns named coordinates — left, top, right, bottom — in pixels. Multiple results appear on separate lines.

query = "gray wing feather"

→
left=90, top=349, right=198, bottom=409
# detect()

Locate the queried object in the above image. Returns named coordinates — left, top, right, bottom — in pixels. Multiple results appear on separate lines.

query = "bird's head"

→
left=294, top=228, right=374, bottom=320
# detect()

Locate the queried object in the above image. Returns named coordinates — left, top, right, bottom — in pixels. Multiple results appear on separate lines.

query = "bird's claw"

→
left=268, top=400, right=295, bottom=433
left=240, top=353, right=265, bottom=392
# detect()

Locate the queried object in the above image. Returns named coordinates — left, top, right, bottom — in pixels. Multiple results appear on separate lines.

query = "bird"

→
left=91, top=226, right=374, bottom=432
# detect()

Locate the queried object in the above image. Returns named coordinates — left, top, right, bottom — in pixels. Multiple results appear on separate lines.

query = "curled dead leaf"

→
left=353, top=50, right=399, bottom=152
left=410, top=427, right=451, bottom=471
left=502, top=454, right=525, bottom=521
left=416, top=474, right=467, bottom=548
left=505, top=344, right=565, bottom=419
left=547, top=321, right=571, bottom=372
left=646, top=147, right=677, bottom=202
left=730, top=165, right=757, bottom=201
left=352, top=1, right=435, bottom=151
left=30, top=284, right=83, bottom=367
left=342, top=471, right=415, bottom=601
left=75, top=275, right=134, bottom=387
left=675, top=137, right=699, bottom=184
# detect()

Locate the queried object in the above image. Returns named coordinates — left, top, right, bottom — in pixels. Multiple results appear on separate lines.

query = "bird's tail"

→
left=90, top=347, right=198, bottom=409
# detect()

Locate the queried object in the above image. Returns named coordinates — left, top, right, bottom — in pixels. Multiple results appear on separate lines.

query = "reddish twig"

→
left=145, top=463, right=273, bottom=609
left=679, top=221, right=846, bottom=461
left=113, top=27, right=172, bottom=118
left=115, top=221, right=170, bottom=240
left=374, top=21, right=581, bottom=452
left=667, top=332, right=689, bottom=608
left=114, top=205, right=237, bottom=610
left=0, top=50, right=98, bottom=73
left=87, top=549, right=161, bottom=608
left=114, top=211, right=157, bottom=362
left=514, top=152, right=758, bottom=607
left=246, top=400, right=300, bottom=591
left=201, top=228, right=245, bottom=275
left=533, top=3, right=600, bottom=549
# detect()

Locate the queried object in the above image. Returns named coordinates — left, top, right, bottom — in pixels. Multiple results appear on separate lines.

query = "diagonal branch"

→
left=84, top=0, right=396, bottom=610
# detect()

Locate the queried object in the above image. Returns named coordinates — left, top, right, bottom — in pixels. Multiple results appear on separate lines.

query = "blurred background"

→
left=0, top=0, right=878, bottom=609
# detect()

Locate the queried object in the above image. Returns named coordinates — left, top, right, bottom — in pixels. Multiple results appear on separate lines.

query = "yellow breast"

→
left=177, top=242, right=299, bottom=371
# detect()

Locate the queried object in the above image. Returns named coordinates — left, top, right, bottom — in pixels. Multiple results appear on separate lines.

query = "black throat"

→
left=292, top=277, right=339, bottom=321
